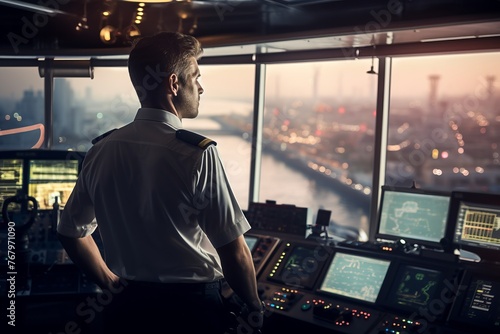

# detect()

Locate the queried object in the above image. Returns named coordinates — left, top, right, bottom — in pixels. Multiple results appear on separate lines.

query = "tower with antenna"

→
left=486, top=75, right=496, bottom=100
left=428, top=74, right=440, bottom=113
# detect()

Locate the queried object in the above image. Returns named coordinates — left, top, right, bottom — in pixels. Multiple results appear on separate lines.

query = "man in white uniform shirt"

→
left=57, top=31, right=263, bottom=333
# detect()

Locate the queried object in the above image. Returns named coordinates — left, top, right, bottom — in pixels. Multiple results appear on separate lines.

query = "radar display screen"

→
left=267, top=243, right=330, bottom=289
left=385, top=265, right=443, bottom=312
left=318, top=252, right=391, bottom=303
left=376, top=186, right=450, bottom=246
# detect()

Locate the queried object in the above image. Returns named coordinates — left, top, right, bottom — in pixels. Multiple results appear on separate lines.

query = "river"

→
left=188, top=123, right=371, bottom=241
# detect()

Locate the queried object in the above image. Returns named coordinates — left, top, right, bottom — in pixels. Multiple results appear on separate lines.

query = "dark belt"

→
left=124, top=279, right=223, bottom=294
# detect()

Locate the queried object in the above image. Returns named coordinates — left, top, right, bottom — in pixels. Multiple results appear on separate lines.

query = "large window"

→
left=2, top=50, right=499, bottom=237
left=0, top=67, right=44, bottom=150
left=52, top=68, right=138, bottom=151
left=260, top=60, right=378, bottom=239
left=388, top=52, right=500, bottom=194
left=188, top=65, right=255, bottom=208
left=53, top=65, right=255, bottom=209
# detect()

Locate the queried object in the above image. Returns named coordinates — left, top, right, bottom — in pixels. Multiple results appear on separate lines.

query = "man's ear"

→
left=168, top=73, right=179, bottom=96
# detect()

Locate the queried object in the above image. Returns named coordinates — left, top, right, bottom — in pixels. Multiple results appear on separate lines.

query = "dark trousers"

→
left=102, top=280, right=230, bottom=334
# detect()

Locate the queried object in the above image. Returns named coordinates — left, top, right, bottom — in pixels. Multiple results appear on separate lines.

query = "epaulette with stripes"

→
left=91, top=128, right=117, bottom=145
left=176, top=129, right=217, bottom=149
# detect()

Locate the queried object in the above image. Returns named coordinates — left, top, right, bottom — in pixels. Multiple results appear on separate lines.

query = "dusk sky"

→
left=1, top=52, right=499, bottom=103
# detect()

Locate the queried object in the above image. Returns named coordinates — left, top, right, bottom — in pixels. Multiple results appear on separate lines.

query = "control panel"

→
left=259, top=282, right=383, bottom=333
left=221, top=233, right=280, bottom=301
left=252, top=237, right=497, bottom=334
left=0, top=211, right=105, bottom=275
left=245, top=233, right=280, bottom=276
left=245, top=201, right=308, bottom=237
left=369, top=314, right=429, bottom=334
left=2, top=199, right=499, bottom=334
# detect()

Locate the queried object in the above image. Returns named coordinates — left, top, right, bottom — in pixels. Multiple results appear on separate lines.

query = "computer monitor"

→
left=0, top=158, right=24, bottom=212
left=0, top=150, right=85, bottom=212
left=318, top=251, right=391, bottom=303
left=266, top=242, right=331, bottom=290
left=28, top=159, right=80, bottom=210
left=375, top=186, right=451, bottom=249
left=446, top=191, right=500, bottom=263
left=448, top=270, right=500, bottom=332
left=382, top=264, right=444, bottom=313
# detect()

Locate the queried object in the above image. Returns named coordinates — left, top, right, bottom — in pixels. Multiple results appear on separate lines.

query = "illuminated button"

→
left=301, top=303, right=312, bottom=311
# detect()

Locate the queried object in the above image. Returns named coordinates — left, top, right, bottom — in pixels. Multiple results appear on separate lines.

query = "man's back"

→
left=64, top=108, right=247, bottom=283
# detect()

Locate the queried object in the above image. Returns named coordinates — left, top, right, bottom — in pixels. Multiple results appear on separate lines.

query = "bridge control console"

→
left=244, top=233, right=280, bottom=276
left=254, top=236, right=489, bottom=334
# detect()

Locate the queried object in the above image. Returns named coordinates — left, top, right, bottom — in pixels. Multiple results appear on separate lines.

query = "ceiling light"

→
left=119, top=0, right=173, bottom=2
left=102, top=0, right=116, bottom=16
left=126, top=24, right=141, bottom=41
left=420, top=35, right=477, bottom=42
left=76, top=17, right=89, bottom=31
left=75, top=0, right=89, bottom=31
left=100, top=25, right=118, bottom=44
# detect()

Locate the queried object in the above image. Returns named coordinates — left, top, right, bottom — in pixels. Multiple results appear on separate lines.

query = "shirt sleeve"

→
left=56, top=158, right=98, bottom=238
left=194, top=145, right=251, bottom=248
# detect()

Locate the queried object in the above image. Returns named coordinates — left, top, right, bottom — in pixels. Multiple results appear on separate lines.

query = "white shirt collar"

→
left=134, top=108, right=183, bottom=129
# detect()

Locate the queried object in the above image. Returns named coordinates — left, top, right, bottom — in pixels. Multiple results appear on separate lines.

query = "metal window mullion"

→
left=368, top=56, right=392, bottom=242
left=43, top=58, right=54, bottom=149
left=248, top=58, right=266, bottom=206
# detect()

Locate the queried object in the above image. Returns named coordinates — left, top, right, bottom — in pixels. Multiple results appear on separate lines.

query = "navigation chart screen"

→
left=377, top=188, right=450, bottom=244
left=385, top=265, right=443, bottom=312
left=318, top=252, right=391, bottom=303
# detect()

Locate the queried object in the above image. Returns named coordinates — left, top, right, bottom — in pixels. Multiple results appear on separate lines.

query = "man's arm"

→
left=57, top=233, right=120, bottom=290
left=216, top=235, right=262, bottom=312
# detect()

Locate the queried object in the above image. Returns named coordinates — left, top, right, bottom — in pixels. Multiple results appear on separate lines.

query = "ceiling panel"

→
left=0, top=0, right=499, bottom=57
